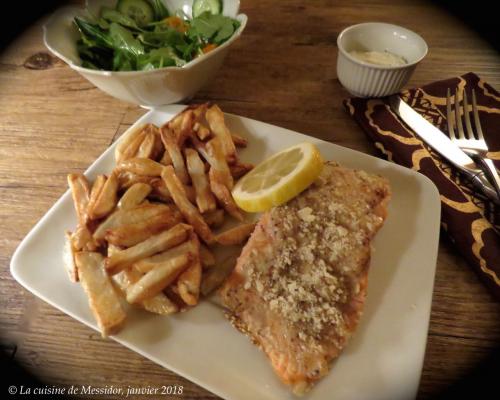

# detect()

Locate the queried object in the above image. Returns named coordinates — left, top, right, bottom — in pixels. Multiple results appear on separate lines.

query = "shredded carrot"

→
left=202, top=44, right=218, bottom=54
left=163, top=16, right=187, bottom=33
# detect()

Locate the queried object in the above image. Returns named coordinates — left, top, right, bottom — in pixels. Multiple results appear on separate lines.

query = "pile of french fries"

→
left=64, top=104, right=256, bottom=336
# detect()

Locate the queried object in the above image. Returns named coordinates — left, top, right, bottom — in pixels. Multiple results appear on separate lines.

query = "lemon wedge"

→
left=232, top=142, right=324, bottom=212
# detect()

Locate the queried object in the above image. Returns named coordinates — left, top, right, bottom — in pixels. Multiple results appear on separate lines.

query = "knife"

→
left=389, top=96, right=500, bottom=205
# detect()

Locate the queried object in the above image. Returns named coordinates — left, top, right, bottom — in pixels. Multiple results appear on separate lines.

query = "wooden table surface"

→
left=1, top=0, right=499, bottom=399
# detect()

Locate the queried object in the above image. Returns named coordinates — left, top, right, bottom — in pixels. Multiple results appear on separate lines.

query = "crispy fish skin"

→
left=219, top=162, right=391, bottom=395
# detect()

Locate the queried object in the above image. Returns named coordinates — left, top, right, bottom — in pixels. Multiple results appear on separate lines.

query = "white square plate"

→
left=11, top=105, right=441, bottom=400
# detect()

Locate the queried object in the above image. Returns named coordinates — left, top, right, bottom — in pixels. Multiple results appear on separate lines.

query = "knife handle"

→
left=469, top=171, right=500, bottom=205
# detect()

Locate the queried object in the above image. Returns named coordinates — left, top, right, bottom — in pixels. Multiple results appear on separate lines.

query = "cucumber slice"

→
left=101, top=7, right=140, bottom=30
left=192, top=0, right=222, bottom=17
left=117, top=0, right=155, bottom=26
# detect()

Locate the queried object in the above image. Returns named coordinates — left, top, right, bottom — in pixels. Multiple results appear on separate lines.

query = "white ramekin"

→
left=337, top=22, right=428, bottom=98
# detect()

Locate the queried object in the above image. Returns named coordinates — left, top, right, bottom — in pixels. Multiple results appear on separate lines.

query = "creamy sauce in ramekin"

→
left=349, top=50, right=407, bottom=66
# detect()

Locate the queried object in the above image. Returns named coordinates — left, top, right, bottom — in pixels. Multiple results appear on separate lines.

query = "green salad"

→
left=74, top=0, right=240, bottom=71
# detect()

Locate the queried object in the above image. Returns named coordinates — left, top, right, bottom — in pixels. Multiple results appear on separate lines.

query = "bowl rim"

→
left=43, top=5, right=247, bottom=77
left=337, top=22, right=428, bottom=70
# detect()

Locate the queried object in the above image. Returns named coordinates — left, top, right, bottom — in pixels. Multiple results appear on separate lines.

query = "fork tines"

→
left=446, top=88, right=485, bottom=143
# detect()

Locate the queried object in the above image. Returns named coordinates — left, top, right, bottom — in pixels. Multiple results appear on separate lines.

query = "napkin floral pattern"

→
left=344, top=73, right=500, bottom=300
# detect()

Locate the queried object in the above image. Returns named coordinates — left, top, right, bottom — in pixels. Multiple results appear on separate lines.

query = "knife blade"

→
left=389, top=95, right=500, bottom=205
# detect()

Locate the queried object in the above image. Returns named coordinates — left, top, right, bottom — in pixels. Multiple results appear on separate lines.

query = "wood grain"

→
left=1, top=1, right=499, bottom=399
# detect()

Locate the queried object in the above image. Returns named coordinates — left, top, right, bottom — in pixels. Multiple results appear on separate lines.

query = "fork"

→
left=446, top=88, right=500, bottom=199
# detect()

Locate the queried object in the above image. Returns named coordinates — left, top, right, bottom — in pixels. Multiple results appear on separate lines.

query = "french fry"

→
left=138, top=124, right=163, bottom=158
left=71, top=224, right=98, bottom=251
left=206, top=104, right=237, bottom=164
left=150, top=125, right=164, bottom=159
left=160, top=126, right=189, bottom=184
left=184, top=185, right=197, bottom=204
left=215, top=223, right=256, bottom=245
left=166, top=109, right=195, bottom=147
left=185, top=148, right=216, bottom=213
left=191, top=103, right=209, bottom=119
left=63, top=231, right=78, bottom=282
left=209, top=168, right=243, bottom=221
left=115, top=124, right=147, bottom=163
left=123, top=131, right=150, bottom=161
left=117, top=172, right=153, bottom=190
left=178, top=261, right=201, bottom=306
left=106, top=223, right=192, bottom=275
left=118, top=266, right=178, bottom=314
left=118, top=183, right=151, bottom=210
left=88, top=172, right=119, bottom=220
left=116, top=158, right=165, bottom=176
left=164, top=111, right=183, bottom=135
left=190, top=135, right=210, bottom=162
left=161, top=166, right=214, bottom=244
left=177, top=234, right=201, bottom=306
left=190, top=104, right=210, bottom=136
left=163, top=285, right=187, bottom=310
left=231, top=133, right=248, bottom=148
left=75, top=252, right=126, bottom=337
left=194, top=122, right=211, bottom=140
left=87, top=175, right=106, bottom=218
left=111, top=269, right=129, bottom=295
left=177, top=109, right=195, bottom=147
left=144, top=178, right=193, bottom=204
left=126, top=254, right=191, bottom=304
left=116, top=124, right=152, bottom=163
left=200, top=251, right=240, bottom=296
left=94, top=203, right=172, bottom=240
left=205, top=137, right=234, bottom=189
left=199, top=244, right=215, bottom=268
left=105, top=208, right=183, bottom=247
left=148, top=178, right=172, bottom=202
left=141, top=293, right=179, bottom=314
left=125, top=132, right=147, bottom=160
left=134, top=238, right=198, bottom=274
left=135, top=129, right=158, bottom=159
left=108, top=244, right=121, bottom=257
left=67, top=173, right=90, bottom=225
left=229, top=162, right=254, bottom=179
left=202, top=209, right=225, bottom=228
left=159, top=150, right=173, bottom=166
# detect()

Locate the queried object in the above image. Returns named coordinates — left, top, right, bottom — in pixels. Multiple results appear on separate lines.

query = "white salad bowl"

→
left=44, top=0, right=247, bottom=106
left=337, top=22, right=427, bottom=98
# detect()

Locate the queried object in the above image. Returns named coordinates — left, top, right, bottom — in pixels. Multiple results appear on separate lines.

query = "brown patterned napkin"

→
left=344, top=72, right=500, bottom=300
